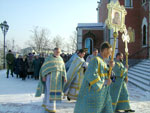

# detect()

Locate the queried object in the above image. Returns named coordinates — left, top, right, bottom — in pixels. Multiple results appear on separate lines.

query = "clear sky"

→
left=0, top=0, right=98, bottom=49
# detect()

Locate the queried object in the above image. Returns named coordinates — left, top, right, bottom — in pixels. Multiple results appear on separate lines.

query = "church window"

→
left=142, top=0, right=146, bottom=5
left=125, top=0, right=133, bottom=7
left=85, top=38, right=93, bottom=54
left=142, top=25, right=146, bottom=46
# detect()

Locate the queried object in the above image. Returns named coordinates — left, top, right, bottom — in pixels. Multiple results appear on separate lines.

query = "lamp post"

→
left=0, top=21, right=9, bottom=69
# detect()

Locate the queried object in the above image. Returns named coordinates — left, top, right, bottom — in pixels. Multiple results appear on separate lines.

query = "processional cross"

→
left=122, top=28, right=130, bottom=66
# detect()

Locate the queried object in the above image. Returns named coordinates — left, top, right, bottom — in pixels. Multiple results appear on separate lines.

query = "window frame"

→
left=142, top=25, right=147, bottom=47
left=142, top=0, right=146, bottom=6
left=125, top=0, right=133, bottom=8
left=141, top=17, right=148, bottom=47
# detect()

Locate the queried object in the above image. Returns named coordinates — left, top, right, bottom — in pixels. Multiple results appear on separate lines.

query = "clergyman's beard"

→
left=120, top=59, right=123, bottom=62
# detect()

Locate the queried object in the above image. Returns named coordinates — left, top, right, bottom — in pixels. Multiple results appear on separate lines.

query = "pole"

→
left=125, top=49, right=129, bottom=82
left=108, top=31, right=118, bottom=78
left=125, top=52, right=129, bottom=78
left=3, top=29, right=6, bottom=69
left=125, top=52, right=128, bottom=66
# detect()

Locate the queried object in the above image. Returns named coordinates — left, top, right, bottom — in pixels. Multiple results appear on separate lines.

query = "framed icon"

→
left=106, top=1, right=127, bottom=33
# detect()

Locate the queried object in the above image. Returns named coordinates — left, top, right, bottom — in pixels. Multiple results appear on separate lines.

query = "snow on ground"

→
left=0, top=70, right=150, bottom=113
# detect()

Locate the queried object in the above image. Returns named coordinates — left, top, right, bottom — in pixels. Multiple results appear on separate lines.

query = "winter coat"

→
left=33, top=58, right=41, bottom=77
left=19, top=58, right=28, bottom=78
left=27, top=57, right=34, bottom=73
left=14, top=58, right=22, bottom=75
left=6, top=52, right=15, bottom=69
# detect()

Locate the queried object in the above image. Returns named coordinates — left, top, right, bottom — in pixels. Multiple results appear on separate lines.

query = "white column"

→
left=77, top=28, right=82, bottom=50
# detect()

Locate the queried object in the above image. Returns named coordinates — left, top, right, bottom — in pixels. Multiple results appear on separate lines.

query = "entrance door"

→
left=85, top=38, right=93, bottom=54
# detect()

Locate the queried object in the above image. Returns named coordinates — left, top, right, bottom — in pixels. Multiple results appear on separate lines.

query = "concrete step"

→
left=128, top=71, right=150, bottom=81
left=128, top=73, right=150, bottom=86
left=128, top=77, right=150, bottom=92
left=129, top=68, right=150, bottom=77
left=131, top=66, right=150, bottom=73
left=143, top=59, right=150, bottom=62
left=139, top=61, right=150, bottom=66
left=135, top=64, right=150, bottom=69
left=128, top=59, right=150, bottom=92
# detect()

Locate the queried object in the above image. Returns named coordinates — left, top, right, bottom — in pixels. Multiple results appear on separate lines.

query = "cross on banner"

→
left=122, top=28, right=130, bottom=53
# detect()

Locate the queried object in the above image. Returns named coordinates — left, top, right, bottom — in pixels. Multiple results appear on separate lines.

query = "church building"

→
left=77, top=0, right=150, bottom=59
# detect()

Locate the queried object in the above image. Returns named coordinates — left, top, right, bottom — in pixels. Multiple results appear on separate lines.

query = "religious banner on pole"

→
left=105, top=1, right=127, bottom=33
left=105, top=1, right=127, bottom=78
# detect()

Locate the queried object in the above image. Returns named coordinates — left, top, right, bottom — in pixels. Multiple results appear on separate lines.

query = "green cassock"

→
left=74, top=56, right=113, bottom=113
left=110, top=60, right=131, bottom=111
left=35, top=55, right=67, bottom=101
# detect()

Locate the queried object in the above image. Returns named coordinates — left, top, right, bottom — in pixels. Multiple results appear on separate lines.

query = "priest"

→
left=110, top=52, right=135, bottom=113
left=63, top=49, right=86, bottom=100
left=74, top=42, right=114, bottom=113
left=35, top=48, right=67, bottom=113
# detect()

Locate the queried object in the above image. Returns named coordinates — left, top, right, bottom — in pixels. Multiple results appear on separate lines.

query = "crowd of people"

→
left=5, top=50, right=72, bottom=80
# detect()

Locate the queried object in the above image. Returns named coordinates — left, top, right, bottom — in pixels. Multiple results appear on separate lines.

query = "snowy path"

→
left=0, top=70, right=150, bottom=113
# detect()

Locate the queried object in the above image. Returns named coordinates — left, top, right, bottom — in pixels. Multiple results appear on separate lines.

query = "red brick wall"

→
left=119, top=0, right=141, bottom=58
left=139, top=1, right=149, bottom=58
left=119, top=0, right=149, bottom=59
left=98, top=0, right=109, bottom=23
left=82, top=30, right=104, bottom=51
left=98, top=0, right=149, bottom=59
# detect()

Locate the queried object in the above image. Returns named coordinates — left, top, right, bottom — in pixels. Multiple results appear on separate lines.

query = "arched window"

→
left=142, top=0, right=146, bottom=5
left=85, top=38, right=93, bottom=54
left=143, top=25, right=146, bottom=46
left=142, top=17, right=148, bottom=47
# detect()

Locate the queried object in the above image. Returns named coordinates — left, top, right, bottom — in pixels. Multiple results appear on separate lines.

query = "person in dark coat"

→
left=33, top=55, right=41, bottom=80
left=39, top=53, right=45, bottom=68
left=14, top=55, right=22, bottom=78
left=19, top=55, right=28, bottom=80
left=6, top=50, right=15, bottom=78
left=27, top=53, right=34, bottom=78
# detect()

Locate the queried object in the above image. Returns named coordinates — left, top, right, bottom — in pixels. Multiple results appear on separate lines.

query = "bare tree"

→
left=66, top=42, right=71, bottom=53
left=0, top=40, right=3, bottom=67
left=15, top=45, right=21, bottom=53
left=6, top=39, right=21, bottom=53
left=6, top=40, right=11, bottom=51
left=52, top=35, right=63, bottom=48
left=69, top=31, right=77, bottom=53
left=27, top=27, right=51, bottom=54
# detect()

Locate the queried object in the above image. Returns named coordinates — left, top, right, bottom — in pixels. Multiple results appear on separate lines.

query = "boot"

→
left=67, top=96, right=71, bottom=101
left=22, top=77, right=25, bottom=80
left=125, top=109, right=135, bottom=112
left=11, top=74, right=14, bottom=77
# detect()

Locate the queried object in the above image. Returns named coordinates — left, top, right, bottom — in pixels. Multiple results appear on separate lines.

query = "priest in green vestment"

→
left=63, top=49, right=87, bottom=100
left=110, top=52, right=135, bottom=113
left=74, top=42, right=114, bottom=113
left=35, top=48, right=67, bottom=113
